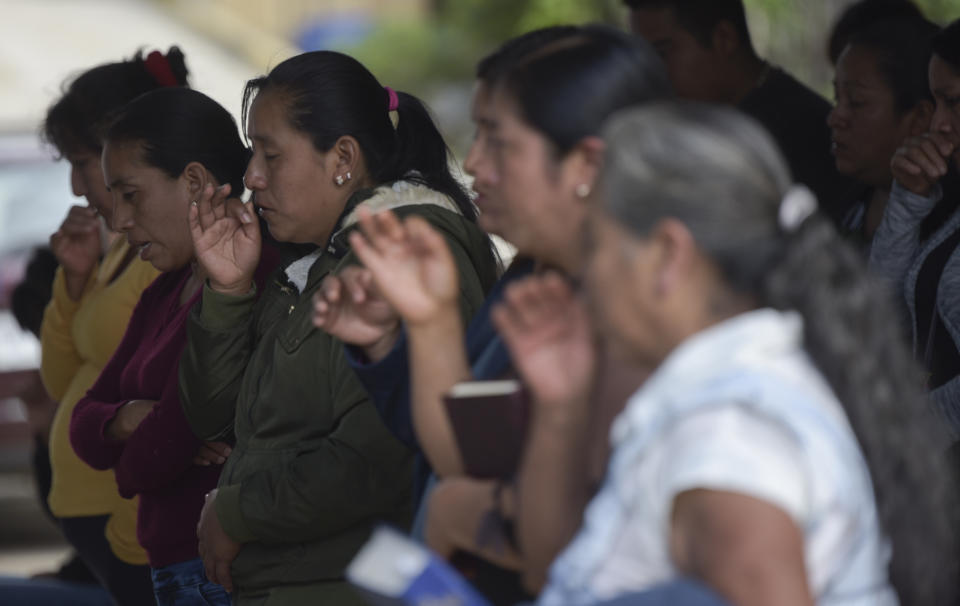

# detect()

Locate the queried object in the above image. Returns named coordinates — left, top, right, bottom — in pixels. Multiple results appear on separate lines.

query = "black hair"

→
left=241, top=51, right=475, bottom=220
left=43, top=47, right=189, bottom=157
left=11, top=248, right=59, bottom=338
left=495, top=25, right=672, bottom=157
left=622, top=0, right=755, bottom=56
left=105, top=87, right=248, bottom=196
left=828, top=0, right=924, bottom=65
left=845, top=17, right=940, bottom=115
left=602, top=101, right=958, bottom=605
left=933, top=18, right=960, bottom=72
left=475, top=26, right=581, bottom=82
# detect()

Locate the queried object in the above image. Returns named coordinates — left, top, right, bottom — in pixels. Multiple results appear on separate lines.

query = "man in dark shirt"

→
left=624, top=0, right=856, bottom=225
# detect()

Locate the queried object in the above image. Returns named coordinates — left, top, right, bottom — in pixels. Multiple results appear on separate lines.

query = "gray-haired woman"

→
left=495, top=103, right=956, bottom=606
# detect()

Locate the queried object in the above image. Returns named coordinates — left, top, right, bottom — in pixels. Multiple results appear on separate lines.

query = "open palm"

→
left=350, top=209, right=460, bottom=326
left=493, top=273, right=598, bottom=409
left=313, top=265, right=400, bottom=350
left=189, top=184, right=261, bottom=295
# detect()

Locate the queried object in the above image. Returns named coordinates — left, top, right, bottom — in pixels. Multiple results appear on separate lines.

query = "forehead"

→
left=247, top=89, right=296, bottom=140
left=930, top=55, right=960, bottom=93
left=628, top=6, right=687, bottom=41
left=836, top=44, right=885, bottom=85
left=102, top=139, right=149, bottom=177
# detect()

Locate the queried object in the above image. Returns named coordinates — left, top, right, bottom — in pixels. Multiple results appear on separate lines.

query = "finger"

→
left=207, top=442, right=231, bottom=458
left=193, top=455, right=210, bottom=466
left=225, top=197, right=253, bottom=225
left=188, top=203, right=206, bottom=245
left=67, top=206, right=97, bottom=221
left=926, top=132, right=956, bottom=158
left=320, top=275, right=342, bottom=305
left=405, top=216, right=455, bottom=267
left=891, top=151, right=923, bottom=177
left=902, top=139, right=946, bottom=178
left=357, top=208, right=402, bottom=255
left=60, top=217, right=99, bottom=235
left=215, top=560, right=233, bottom=593
left=372, top=209, right=406, bottom=245
left=195, top=183, right=217, bottom=231
left=915, top=138, right=949, bottom=176
left=203, top=552, right=218, bottom=587
left=212, top=185, right=232, bottom=222
left=491, top=300, right=525, bottom=349
left=343, top=270, right=368, bottom=304
left=349, top=230, right=390, bottom=280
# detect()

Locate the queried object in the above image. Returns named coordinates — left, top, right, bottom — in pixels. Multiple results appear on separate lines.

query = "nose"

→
left=463, top=136, right=482, bottom=178
left=70, top=164, right=85, bottom=197
left=932, top=101, right=953, bottom=135
left=111, top=200, right=134, bottom=233
left=827, top=102, right=846, bottom=131
left=244, top=157, right=266, bottom=191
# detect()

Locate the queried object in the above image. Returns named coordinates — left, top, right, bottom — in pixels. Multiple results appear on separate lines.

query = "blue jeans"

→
left=0, top=576, right=113, bottom=606
left=152, top=558, right=232, bottom=606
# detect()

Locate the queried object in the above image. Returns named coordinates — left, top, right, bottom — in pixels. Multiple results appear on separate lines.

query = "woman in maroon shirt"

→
left=70, top=87, right=273, bottom=606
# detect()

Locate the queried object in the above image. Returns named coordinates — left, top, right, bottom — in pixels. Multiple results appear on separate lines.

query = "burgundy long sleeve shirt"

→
left=70, top=266, right=218, bottom=568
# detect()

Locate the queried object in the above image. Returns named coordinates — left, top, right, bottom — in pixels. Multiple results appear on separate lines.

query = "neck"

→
left=726, top=55, right=767, bottom=105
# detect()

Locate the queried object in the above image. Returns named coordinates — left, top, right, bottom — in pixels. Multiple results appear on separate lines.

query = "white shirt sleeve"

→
left=649, top=403, right=812, bottom=527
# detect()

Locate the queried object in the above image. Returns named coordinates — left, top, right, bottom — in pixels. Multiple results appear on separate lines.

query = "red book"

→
left=443, top=380, right=529, bottom=479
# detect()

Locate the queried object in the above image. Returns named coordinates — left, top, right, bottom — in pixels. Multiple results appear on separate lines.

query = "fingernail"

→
left=241, top=213, right=251, bottom=224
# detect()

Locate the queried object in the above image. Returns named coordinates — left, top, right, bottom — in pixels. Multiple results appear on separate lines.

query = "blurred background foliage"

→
left=333, top=0, right=960, bottom=156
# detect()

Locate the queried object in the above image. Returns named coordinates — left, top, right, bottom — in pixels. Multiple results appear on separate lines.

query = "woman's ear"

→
left=333, top=135, right=366, bottom=182
left=650, top=218, right=696, bottom=298
left=567, top=136, right=607, bottom=201
left=182, top=162, right=209, bottom=202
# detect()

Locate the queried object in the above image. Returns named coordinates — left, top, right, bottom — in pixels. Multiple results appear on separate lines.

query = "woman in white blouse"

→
left=494, top=103, right=956, bottom=606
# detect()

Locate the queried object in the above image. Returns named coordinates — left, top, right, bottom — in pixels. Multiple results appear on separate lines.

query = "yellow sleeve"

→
left=39, top=266, right=96, bottom=401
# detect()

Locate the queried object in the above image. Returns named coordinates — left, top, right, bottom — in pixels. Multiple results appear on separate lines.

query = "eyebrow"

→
left=249, top=134, right=275, bottom=145
left=107, top=177, right=133, bottom=189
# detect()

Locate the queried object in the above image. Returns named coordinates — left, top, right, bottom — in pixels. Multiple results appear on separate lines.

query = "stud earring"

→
left=575, top=183, right=591, bottom=198
left=345, top=171, right=352, bottom=182
left=335, top=175, right=345, bottom=186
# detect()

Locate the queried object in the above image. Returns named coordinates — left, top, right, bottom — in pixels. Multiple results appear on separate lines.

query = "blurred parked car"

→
left=0, top=133, right=74, bottom=471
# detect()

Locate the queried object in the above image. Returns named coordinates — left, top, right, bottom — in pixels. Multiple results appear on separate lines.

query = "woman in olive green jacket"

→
left=178, top=51, right=497, bottom=605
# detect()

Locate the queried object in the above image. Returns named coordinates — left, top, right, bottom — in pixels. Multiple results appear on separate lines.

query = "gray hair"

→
left=598, top=101, right=959, bottom=604
left=602, top=102, right=793, bottom=293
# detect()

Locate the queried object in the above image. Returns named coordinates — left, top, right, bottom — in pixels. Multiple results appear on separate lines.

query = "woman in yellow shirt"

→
left=39, top=48, right=188, bottom=606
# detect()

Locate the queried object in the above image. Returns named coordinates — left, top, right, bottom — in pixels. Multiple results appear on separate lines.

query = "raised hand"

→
left=50, top=205, right=102, bottom=300
left=891, top=132, right=956, bottom=197
left=492, top=273, right=598, bottom=412
left=312, top=265, right=401, bottom=362
left=349, top=208, right=460, bottom=326
left=189, top=183, right=260, bottom=296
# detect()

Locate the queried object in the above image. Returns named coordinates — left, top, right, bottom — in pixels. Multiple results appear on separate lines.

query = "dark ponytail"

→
left=602, top=102, right=958, bottom=606
left=105, top=87, right=248, bottom=196
left=764, top=216, right=958, bottom=605
left=241, top=51, right=474, bottom=219
left=43, top=46, right=189, bottom=157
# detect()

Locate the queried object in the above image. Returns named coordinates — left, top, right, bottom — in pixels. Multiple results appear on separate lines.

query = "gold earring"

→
left=575, top=183, right=591, bottom=198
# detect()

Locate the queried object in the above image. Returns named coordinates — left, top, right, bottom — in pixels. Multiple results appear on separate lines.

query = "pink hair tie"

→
left=144, top=51, right=178, bottom=87
left=384, top=86, right=399, bottom=112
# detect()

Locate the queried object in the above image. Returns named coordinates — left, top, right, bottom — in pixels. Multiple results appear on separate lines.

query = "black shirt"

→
left=740, top=67, right=859, bottom=226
